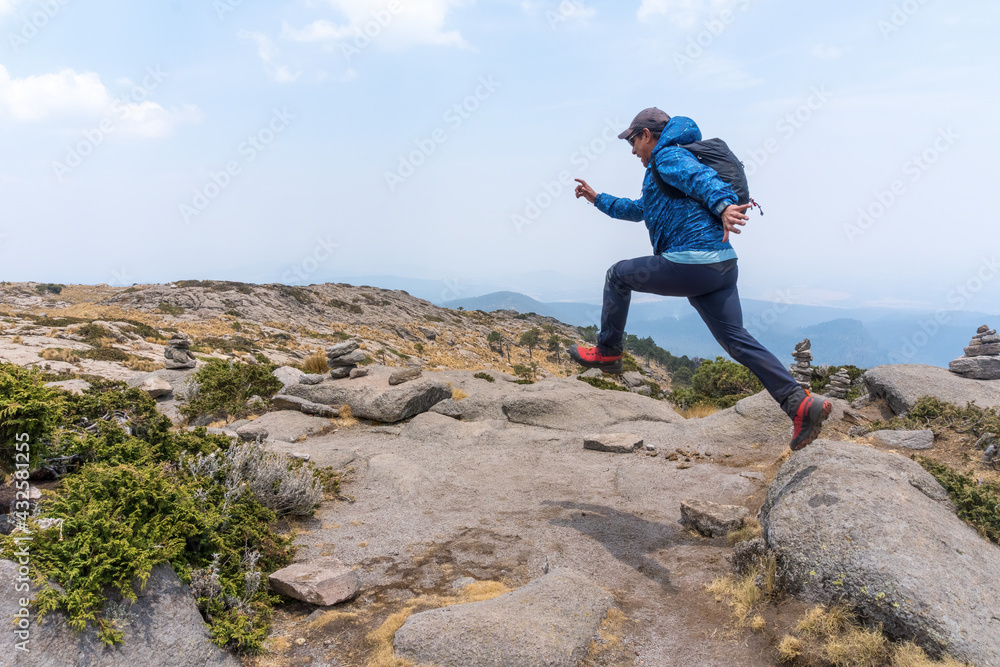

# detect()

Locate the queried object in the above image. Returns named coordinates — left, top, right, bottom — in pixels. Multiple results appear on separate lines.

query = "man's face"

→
left=629, top=128, right=657, bottom=168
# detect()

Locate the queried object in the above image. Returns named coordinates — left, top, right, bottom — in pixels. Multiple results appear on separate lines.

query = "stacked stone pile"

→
left=790, top=339, right=812, bottom=389
left=164, top=332, right=197, bottom=369
left=949, top=325, right=1000, bottom=380
left=826, top=368, right=852, bottom=399
left=327, top=340, right=367, bottom=379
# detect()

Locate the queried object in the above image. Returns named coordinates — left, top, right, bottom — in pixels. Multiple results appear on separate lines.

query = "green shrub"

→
left=692, top=356, right=763, bottom=399
left=871, top=396, right=1000, bottom=441
left=157, top=302, right=185, bottom=316
left=424, top=315, right=444, bottom=322
left=414, top=342, right=424, bottom=353
left=622, top=352, right=644, bottom=374
left=328, top=299, right=363, bottom=314
left=35, top=283, right=64, bottom=294
left=0, top=363, right=64, bottom=472
left=473, top=372, right=495, bottom=383
left=180, top=359, right=283, bottom=421
left=918, top=458, right=1000, bottom=544
left=277, top=285, right=313, bottom=304
left=75, top=323, right=119, bottom=345
left=577, top=376, right=629, bottom=392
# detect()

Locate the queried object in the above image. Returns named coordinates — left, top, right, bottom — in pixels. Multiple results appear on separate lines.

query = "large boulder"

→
left=393, top=568, right=613, bottom=667
left=240, top=411, right=331, bottom=443
left=864, top=364, right=1000, bottom=415
left=761, top=440, right=1000, bottom=665
left=353, top=379, right=452, bottom=423
left=0, top=560, right=238, bottom=667
left=949, top=356, right=1000, bottom=380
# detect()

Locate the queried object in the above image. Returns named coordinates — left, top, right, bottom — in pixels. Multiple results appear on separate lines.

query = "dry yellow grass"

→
left=10, top=335, right=23, bottom=345
left=777, top=635, right=803, bottom=662
left=796, top=604, right=855, bottom=638
left=892, top=642, right=972, bottom=667
left=302, top=350, right=329, bottom=374
left=39, top=348, right=80, bottom=363
left=726, top=519, right=763, bottom=546
left=123, top=357, right=163, bottom=372
left=821, top=623, right=891, bottom=666
left=450, top=387, right=468, bottom=401
left=336, top=404, right=358, bottom=428
left=678, top=403, right=721, bottom=419
left=707, top=571, right=763, bottom=629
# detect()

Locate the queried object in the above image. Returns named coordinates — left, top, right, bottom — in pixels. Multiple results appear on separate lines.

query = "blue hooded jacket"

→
left=594, top=116, right=738, bottom=255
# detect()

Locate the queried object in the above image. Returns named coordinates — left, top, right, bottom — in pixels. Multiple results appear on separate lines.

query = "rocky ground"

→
left=2, top=281, right=1000, bottom=667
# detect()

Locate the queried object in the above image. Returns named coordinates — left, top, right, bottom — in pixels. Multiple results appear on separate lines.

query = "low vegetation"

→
left=179, top=359, right=284, bottom=422
left=670, top=356, right=763, bottom=409
left=709, top=531, right=972, bottom=666
left=918, top=458, right=1000, bottom=544
left=0, top=366, right=330, bottom=653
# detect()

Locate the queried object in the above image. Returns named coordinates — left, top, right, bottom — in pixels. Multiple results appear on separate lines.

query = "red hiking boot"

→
left=568, top=346, right=623, bottom=374
left=785, top=389, right=833, bottom=451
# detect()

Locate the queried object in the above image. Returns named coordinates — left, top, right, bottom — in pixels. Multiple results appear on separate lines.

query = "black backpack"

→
left=651, top=138, right=761, bottom=213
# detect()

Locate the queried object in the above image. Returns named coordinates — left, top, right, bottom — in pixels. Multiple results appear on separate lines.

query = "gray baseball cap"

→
left=618, top=107, right=671, bottom=140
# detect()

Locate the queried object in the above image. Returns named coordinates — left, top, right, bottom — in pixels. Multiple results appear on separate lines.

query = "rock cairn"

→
left=826, top=368, right=852, bottom=399
left=326, top=340, right=366, bottom=379
left=164, top=332, right=197, bottom=369
left=790, top=339, right=812, bottom=389
left=949, top=325, right=1000, bottom=380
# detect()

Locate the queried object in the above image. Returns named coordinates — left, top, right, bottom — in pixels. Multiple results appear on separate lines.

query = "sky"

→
left=1, top=0, right=998, bottom=315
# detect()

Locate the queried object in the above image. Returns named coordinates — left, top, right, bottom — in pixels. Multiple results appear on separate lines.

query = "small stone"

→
left=973, top=333, right=999, bottom=343
left=299, top=373, right=326, bottom=385
left=328, top=350, right=367, bottom=367
left=965, top=343, right=1000, bottom=357
left=329, top=366, right=353, bottom=379
left=389, top=367, right=422, bottom=385
left=848, top=425, right=871, bottom=438
left=245, top=394, right=267, bottom=412
left=977, top=324, right=990, bottom=334
left=349, top=367, right=369, bottom=379
left=869, top=429, right=935, bottom=450
left=325, top=341, right=359, bottom=358
left=138, top=376, right=173, bottom=399
left=295, top=638, right=306, bottom=646
left=429, top=398, right=462, bottom=419
left=299, top=401, right=338, bottom=419
left=680, top=499, right=749, bottom=537
left=235, top=423, right=269, bottom=443
left=583, top=433, right=643, bottom=454
left=850, top=394, right=871, bottom=409
left=451, top=577, right=476, bottom=589
left=268, top=557, right=360, bottom=606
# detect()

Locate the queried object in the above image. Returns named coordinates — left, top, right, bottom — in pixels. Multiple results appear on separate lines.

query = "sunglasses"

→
left=627, top=129, right=645, bottom=147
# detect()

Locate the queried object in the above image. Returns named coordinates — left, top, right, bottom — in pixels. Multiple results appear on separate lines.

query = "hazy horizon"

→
left=2, top=0, right=997, bottom=316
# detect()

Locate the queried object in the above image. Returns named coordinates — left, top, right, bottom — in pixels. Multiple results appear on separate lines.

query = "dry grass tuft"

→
left=891, top=642, right=971, bottom=667
left=795, top=604, right=855, bottom=638
left=777, top=635, right=803, bottom=662
left=678, top=403, right=721, bottom=419
left=39, top=348, right=80, bottom=363
left=123, top=356, right=163, bottom=372
left=11, top=335, right=23, bottom=345
left=726, top=519, right=763, bottom=546
left=450, top=387, right=468, bottom=401
left=301, top=350, right=328, bottom=374
left=822, top=623, right=891, bottom=666
left=707, top=570, right=763, bottom=629
left=335, top=404, right=358, bottom=428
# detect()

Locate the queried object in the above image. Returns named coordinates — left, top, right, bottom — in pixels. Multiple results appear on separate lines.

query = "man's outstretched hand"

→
left=574, top=179, right=597, bottom=204
left=721, top=203, right=751, bottom=243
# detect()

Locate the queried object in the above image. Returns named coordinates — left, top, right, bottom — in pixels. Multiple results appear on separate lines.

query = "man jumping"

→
left=569, top=107, right=831, bottom=451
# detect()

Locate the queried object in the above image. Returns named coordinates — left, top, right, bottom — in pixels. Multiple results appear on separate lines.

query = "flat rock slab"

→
left=272, top=365, right=304, bottom=387
left=501, top=380, right=682, bottom=432
left=584, top=433, right=643, bottom=454
left=680, top=498, right=749, bottom=538
left=870, top=429, right=935, bottom=450
left=864, top=364, right=1000, bottom=414
left=388, top=367, right=422, bottom=385
left=393, top=568, right=613, bottom=667
left=950, top=355, right=1000, bottom=380
left=242, top=411, right=331, bottom=443
left=0, top=561, right=238, bottom=667
left=268, top=557, right=359, bottom=606
left=138, top=376, right=173, bottom=398
left=354, top=379, right=451, bottom=423
left=761, top=440, right=1000, bottom=666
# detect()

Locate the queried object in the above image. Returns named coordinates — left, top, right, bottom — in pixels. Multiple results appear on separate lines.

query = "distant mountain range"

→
left=440, top=291, right=993, bottom=369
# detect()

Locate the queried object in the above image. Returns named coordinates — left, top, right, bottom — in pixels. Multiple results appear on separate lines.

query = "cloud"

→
left=283, top=0, right=468, bottom=50
left=678, top=53, right=763, bottom=91
left=638, top=0, right=745, bottom=28
left=239, top=30, right=302, bottom=83
left=0, top=0, right=21, bottom=15
left=0, top=65, right=111, bottom=121
left=0, top=65, right=200, bottom=137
